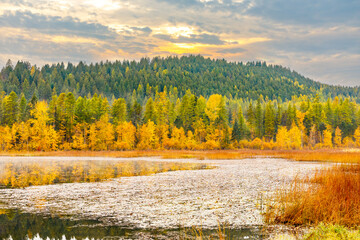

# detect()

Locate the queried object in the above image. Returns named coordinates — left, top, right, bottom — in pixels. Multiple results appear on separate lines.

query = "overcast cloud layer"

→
left=0, top=0, right=359, bottom=86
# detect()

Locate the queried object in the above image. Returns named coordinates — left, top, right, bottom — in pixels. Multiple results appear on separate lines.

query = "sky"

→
left=0, top=0, right=359, bottom=86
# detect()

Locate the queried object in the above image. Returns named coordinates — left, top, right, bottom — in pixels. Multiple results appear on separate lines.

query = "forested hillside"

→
left=1, top=56, right=360, bottom=152
left=1, top=55, right=359, bottom=102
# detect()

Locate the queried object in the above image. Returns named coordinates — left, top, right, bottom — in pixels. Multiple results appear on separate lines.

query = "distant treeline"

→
left=1, top=55, right=359, bottom=102
left=0, top=89, right=360, bottom=151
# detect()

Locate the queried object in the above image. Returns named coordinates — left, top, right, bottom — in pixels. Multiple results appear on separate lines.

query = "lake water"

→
left=0, top=209, right=267, bottom=239
left=0, top=156, right=327, bottom=239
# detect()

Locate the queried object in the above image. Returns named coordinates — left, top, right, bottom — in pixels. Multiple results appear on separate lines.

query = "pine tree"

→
left=3, top=91, right=18, bottom=126
left=264, top=102, right=275, bottom=141
left=130, top=101, right=142, bottom=126
left=64, top=92, right=76, bottom=142
left=238, top=106, right=247, bottom=140
left=112, top=98, right=127, bottom=125
left=215, top=96, right=228, bottom=128
left=254, top=98, right=263, bottom=138
left=231, top=119, right=241, bottom=142
left=246, top=102, right=255, bottom=127
left=18, top=93, right=28, bottom=122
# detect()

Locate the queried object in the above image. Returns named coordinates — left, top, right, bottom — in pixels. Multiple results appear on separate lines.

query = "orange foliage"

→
left=266, top=164, right=360, bottom=226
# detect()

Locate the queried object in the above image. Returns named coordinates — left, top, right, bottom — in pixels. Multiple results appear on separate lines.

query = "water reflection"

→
left=0, top=160, right=211, bottom=188
left=0, top=209, right=266, bottom=240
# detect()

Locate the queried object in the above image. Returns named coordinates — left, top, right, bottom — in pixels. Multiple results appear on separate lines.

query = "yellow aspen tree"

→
left=88, top=123, right=97, bottom=151
left=343, top=136, right=355, bottom=148
left=204, top=126, right=221, bottom=150
left=72, top=124, right=88, bottom=150
left=115, top=121, right=136, bottom=150
left=137, top=120, right=158, bottom=150
left=3, top=126, right=12, bottom=151
left=334, top=126, right=342, bottom=147
left=171, top=126, right=186, bottom=149
left=19, top=122, right=30, bottom=151
left=276, top=126, right=289, bottom=149
left=29, top=101, right=59, bottom=151
left=309, top=125, right=317, bottom=147
left=322, top=125, right=333, bottom=148
left=95, top=114, right=114, bottom=150
left=186, top=130, right=197, bottom=150
left=354, top=126, right=360, bottom=147
left=296, top=110, right=306, bottom=145
left=205, top=94, right=222, bottom=124
left=43, top=127, right=59, bottom=151
left=193, top=118, right=207, bottom=143
left=156, top=124, right=169, bottom=148
left=288, top=123, right=302, bottom=149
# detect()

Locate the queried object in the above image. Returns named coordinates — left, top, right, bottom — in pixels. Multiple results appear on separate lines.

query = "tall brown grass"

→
left=265, top=164, right=360, bottom=226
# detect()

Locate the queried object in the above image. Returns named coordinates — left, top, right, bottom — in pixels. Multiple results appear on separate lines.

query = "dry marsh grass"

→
left=265, top=164, right=360, bottom=226
left=2, top=149, right=360, bottom=163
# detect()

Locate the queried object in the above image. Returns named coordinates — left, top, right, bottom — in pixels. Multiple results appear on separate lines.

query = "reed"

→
left=265, top=164, right=360, bottom=226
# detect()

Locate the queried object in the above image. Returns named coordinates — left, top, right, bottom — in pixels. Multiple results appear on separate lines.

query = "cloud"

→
left=247, top=0, right=360, bottom=26
left=130, top=26, right=152, bottom=33
left=217, top=47, right=246, bottom=54
left=156, top=0, right=202, bottom=7
left=154, top=33, right=225, bottom=45
left=0, top=35, right=98, bottom=63
left=0, top=11, right=117, bottom=40
left=265, top=28, right=360, bottom=55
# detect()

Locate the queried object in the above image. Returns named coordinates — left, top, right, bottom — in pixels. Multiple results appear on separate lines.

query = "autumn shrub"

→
left=237, top=139, right=250, bottom=149
left=265, top=164, right=360, bottom=226
left=262, top=140, right=275, bottom=150
left=343, top=137, right=356, bottom=148
left=249, top=138, right=263, bottom=149
left=114, top=141, right=132, bottom=150
left=204, top=140, right=221, bottom=150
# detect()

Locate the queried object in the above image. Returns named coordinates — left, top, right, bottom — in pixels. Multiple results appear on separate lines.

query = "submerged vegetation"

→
left=0, top=160, right=211, bottom=188
left=265, top=164, right=360, bottom=227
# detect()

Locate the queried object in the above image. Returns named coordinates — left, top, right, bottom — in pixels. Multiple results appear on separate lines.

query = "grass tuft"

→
left=303, top=223, right=360, bottom=240
left=265, top=164, right=360, bottom=226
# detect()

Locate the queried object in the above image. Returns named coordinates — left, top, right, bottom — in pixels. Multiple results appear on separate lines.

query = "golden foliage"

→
left=115, top=121, right=136, bottom=150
